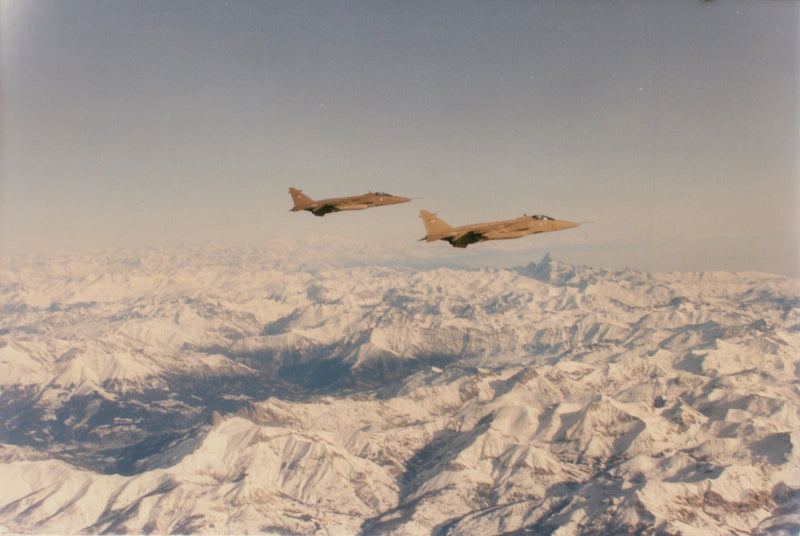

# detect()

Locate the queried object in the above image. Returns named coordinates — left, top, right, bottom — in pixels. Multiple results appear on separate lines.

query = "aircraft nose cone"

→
left=563, top=221, right=579, bottom=229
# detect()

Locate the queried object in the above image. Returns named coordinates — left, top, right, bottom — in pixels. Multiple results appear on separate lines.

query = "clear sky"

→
left=2, top=1, right=798, bottom=275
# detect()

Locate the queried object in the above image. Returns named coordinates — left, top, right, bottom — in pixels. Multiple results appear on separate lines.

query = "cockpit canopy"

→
left=372, top=192, right=391, bottom=196
left=531, top=215, right=554, bottom=220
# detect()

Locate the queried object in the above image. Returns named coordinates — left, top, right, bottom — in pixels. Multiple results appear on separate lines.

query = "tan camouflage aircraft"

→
left=419, top=209, right=578, bottom=248
left=289, top=188, right=411, bottom=216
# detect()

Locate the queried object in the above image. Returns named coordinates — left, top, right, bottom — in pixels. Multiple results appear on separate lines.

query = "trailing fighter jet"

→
left=289, top=188, right=411, bottom=217
left=419, top=209, right=578, bottom=248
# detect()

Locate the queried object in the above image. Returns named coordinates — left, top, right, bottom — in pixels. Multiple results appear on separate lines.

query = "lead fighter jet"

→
left=419, top=209, right=578, bottom=248
left=289, top=188, right=411, bottom=217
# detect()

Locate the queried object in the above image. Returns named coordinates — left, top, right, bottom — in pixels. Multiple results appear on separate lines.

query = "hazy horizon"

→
left=2, top=1, right=798, bottom=276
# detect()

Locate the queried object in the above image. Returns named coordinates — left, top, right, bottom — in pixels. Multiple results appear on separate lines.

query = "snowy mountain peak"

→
left=0, top=246, right=798, bottom=534
left=518, top=253, right=600, bottom=287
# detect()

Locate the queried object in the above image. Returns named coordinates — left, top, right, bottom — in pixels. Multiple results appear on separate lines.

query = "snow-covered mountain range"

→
left=1, top=243, right=798, bottom=535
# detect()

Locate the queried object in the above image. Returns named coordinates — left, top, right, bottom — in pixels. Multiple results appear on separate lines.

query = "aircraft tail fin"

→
left=289, top=188, right=315, bottom=211
left=419, top=210, right=453, bottom=240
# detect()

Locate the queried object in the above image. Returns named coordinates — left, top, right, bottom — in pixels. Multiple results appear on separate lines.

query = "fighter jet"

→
left=419, top=209, right=578, bottom=248
left=289, top=188, right=411, bottom=216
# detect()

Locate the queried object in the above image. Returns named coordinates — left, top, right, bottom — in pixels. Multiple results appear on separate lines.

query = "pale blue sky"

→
left=2, top=1, right=798, bottom=274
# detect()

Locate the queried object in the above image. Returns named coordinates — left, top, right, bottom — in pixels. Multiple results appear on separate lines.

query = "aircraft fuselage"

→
left=420, top=210, right=578, bottom=248
left=289, top=188, right=411, bottom=216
